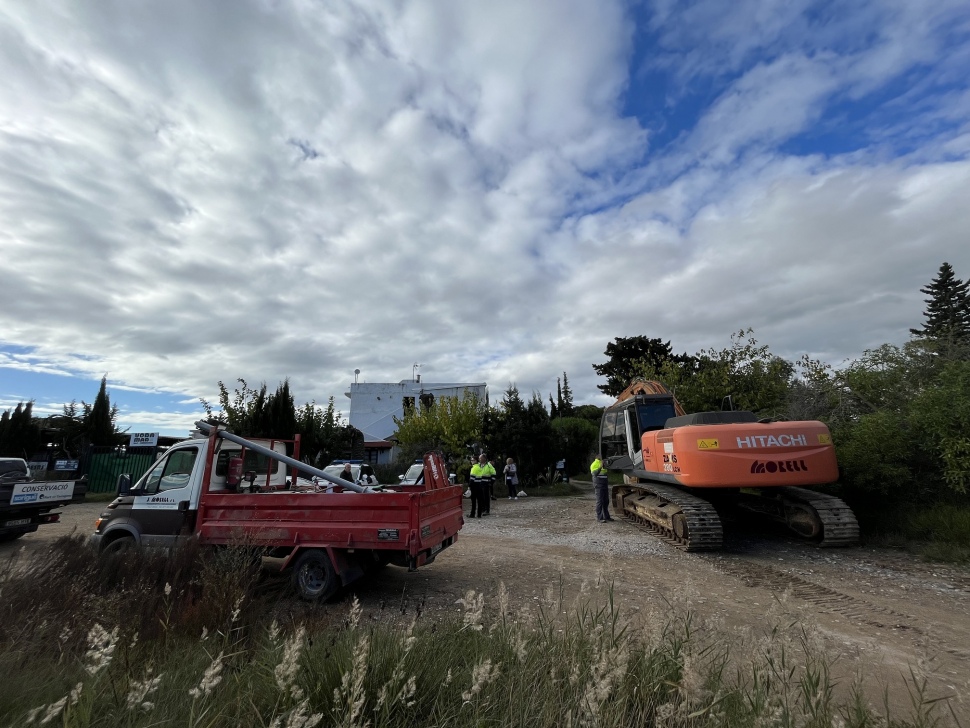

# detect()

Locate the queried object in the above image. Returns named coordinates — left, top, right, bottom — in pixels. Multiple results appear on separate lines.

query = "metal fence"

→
left=79, top=445, right=161, bottom=494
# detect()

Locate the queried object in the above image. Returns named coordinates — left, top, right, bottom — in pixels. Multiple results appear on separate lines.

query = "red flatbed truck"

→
left=91, top=422, right=464, bottom=600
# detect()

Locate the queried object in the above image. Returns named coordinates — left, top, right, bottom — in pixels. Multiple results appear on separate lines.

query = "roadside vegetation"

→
left=0, top=537, right=960, bottom=727
left=621, top=262, right=970, bottom=562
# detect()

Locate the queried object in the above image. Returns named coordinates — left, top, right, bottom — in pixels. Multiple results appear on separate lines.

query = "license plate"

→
left=430, top=542, right=443, bottom=556
left=4, top=518, right=31, bottom=528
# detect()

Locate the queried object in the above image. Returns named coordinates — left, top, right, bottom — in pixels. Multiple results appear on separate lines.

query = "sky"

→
left=1, top=0, right=969, bottom=437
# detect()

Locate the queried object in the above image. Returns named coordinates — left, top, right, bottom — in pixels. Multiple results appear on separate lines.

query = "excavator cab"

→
left=600, top=393, right=678, bottom=471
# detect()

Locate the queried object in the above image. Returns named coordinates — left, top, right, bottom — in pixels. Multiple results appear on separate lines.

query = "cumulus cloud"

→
left=1, top=0, right=968, bottom=429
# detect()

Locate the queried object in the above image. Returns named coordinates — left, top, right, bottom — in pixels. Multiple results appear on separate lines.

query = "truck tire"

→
left=292, top=549, right=338, bottom=601
left=102, top=535, right=136, bottom=555
left=0, top=532, right=26, bottom=543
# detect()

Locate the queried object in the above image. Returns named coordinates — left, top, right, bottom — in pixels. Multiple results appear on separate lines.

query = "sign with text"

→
left=12, top=481, right=75, bottom=503
left=129, top=432, right=159, bottom=447
left=54, top=460, right=79, bottom=471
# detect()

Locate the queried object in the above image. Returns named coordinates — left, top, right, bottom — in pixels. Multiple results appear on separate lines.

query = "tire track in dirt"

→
left=704, top=557, right=922, bottom=631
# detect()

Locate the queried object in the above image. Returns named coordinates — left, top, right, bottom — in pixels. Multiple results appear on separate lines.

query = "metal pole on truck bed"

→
left=194, top=421, right=373, bottom=493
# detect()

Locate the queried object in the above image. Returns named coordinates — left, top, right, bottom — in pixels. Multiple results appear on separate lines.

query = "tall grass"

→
left=0, top=537, right=961, bottom=727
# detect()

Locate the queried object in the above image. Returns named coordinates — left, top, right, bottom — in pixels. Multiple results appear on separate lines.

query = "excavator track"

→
left=613, top=482, right=723, bottom=552
left=776, top=486, right=860, bottom=547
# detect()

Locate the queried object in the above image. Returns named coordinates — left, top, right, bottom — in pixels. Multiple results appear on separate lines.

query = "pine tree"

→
left=910, top=262, right=970, bottom=349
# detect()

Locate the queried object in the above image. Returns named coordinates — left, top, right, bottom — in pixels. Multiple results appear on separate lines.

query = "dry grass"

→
left=0, top=538, right=961, bottom=727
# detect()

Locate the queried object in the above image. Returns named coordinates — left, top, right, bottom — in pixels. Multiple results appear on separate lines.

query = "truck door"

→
left=130, top=445, right=200, bottom=546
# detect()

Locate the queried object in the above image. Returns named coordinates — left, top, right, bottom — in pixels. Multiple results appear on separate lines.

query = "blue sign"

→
left=54, top=460, right=79, bottom=471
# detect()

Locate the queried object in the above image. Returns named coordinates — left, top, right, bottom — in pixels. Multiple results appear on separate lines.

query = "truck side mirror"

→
left=117, top=473, right=132, bottom=496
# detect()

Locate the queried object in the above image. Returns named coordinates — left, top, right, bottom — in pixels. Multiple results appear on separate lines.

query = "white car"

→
left=0, top=458, right=30, bottom=483
left=398, top=463, right=424, bottom=485
left=398, top=462, right=456, bottom=485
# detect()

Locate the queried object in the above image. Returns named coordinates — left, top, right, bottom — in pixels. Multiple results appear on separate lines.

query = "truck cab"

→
left=97, top=437, right=289, bottom=550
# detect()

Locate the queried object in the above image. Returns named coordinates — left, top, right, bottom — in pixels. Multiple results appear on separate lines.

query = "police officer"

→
left=590, top=455, right=613, bottom=522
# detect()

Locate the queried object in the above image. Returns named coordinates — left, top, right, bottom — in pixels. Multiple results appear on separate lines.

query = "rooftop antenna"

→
left=354, top=368, right=360, bottom=384
left=413, top=363, right=421, bottom=382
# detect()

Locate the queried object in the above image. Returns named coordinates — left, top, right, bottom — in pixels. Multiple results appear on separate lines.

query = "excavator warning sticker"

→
left=817, top=434, right=832, bottom=445
left=697, top=439, right=719, bottom=449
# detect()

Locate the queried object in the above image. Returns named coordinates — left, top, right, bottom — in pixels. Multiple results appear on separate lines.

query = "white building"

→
left=347, top=379, right=487, bottom=463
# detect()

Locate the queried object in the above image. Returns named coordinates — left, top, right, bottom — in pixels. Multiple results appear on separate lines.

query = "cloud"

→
left=1, top=0, right=969, bottom=426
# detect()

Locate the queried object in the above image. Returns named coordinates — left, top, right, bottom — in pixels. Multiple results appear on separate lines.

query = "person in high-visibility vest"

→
left=469, top=454, right=495, bottom=518
left=590, top=456, right=614, bottom=522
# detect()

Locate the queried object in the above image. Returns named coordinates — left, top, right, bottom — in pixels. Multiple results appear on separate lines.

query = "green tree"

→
left=593, top=336, right=688, bottom=397
left=909, top=261, right=970, bottom=354
left=202, top=380, right=358, bottom=464
left=551, top=417, right=599, bottom=477
left=295, top=397, right=355, bottom=466
left=909, top=360, right=970, bottom=493
left=637, top=330, right=794, bottom=415
left=572, top=404, right=604, bottom=424
left=392, top=394, right=485, bottom=464
left=46, top=401, right=87, bottom=456
left=0, top=401, right=42, bottom=458
left=559, top=372, right=574, bottom=417
left=83, top=376, right=120, bottom=446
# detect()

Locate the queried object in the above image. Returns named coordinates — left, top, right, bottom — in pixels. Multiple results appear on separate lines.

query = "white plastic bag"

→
left=464, top=488, right=471, bottom=498
left=517, top=490, right=527, bottom=497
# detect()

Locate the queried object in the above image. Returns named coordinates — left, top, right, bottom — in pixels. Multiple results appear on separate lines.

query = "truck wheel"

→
left=0, top=532, right=25, bottom=543
left=102, top=535, right=136, bottom=555
left=292, top=550, right=338, bottom=601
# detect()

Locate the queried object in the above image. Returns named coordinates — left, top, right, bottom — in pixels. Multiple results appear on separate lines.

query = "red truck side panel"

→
left=196, top=486, right=463, bottom=555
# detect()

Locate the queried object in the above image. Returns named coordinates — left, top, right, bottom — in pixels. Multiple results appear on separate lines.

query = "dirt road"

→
left=6, top=489, right=969, bottom=720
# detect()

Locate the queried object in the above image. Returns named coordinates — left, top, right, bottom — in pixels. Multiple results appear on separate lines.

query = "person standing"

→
left=590, top=455, right=613, bottom=522
left=504, top=458, right=518, bottom=499
left=481, top=455, right=496, bottom=515
left=468, top=455, right=492, bottom=518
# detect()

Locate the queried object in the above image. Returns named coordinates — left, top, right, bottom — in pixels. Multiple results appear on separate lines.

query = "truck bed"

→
left=196, top=484, right=463, bottom=566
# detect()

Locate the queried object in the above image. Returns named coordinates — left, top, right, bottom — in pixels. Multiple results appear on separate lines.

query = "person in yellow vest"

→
left=590, top=455, right=613, bottom=522
left=469, top=454, right=495, bottom=518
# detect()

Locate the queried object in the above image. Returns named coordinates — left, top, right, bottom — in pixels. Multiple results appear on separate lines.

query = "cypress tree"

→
left=84, top=376, right=118, bottom=446
left=910, top=262, right=970, bottom=348
left=560, top=372, right=574, bottom=417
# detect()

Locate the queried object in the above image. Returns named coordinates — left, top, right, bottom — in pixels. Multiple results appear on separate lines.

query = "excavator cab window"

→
left=601, top=411, right=626, bottom=459
left=626, top=408, right=642, bottom=454
left=636, top=403, right=677, bottom=433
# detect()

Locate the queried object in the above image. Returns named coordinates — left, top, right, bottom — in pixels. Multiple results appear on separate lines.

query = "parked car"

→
left=399, top=461, right=456, bottom=485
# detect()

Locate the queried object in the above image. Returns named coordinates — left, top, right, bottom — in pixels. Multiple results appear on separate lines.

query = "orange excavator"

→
left=600, top=379, right=859, bottom=551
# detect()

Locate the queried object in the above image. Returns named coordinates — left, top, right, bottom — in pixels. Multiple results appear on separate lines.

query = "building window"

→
left=419, top=393, right=435, bottom=411
left=403, top=396, right=415, bottom=414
